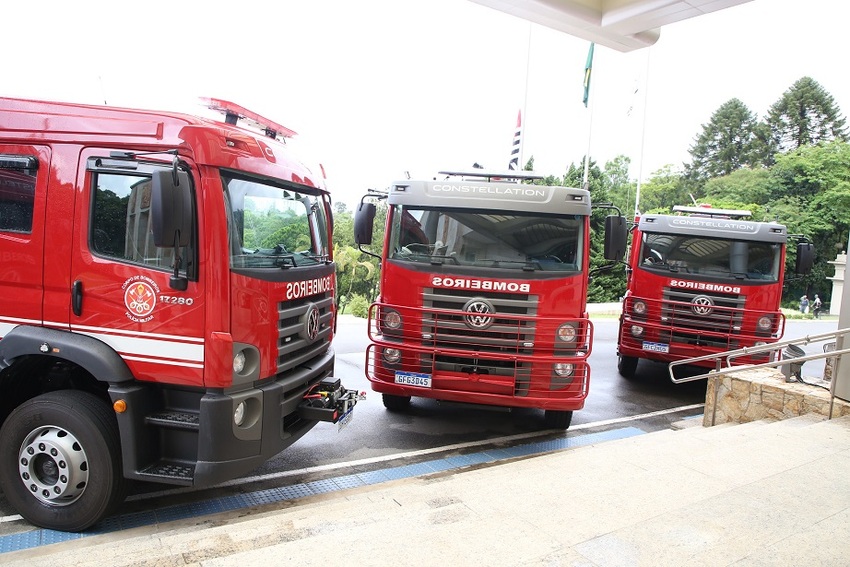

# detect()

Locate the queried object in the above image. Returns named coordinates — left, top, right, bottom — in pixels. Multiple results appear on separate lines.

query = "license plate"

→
left=394, top=370, right=432, bottom=388
left=337, top=407, right=354, bottom=432
left=642, top=341, right=670, bottom=353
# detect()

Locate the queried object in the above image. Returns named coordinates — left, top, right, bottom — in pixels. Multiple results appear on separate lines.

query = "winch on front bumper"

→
left=297, top=378, right=365, bottom=427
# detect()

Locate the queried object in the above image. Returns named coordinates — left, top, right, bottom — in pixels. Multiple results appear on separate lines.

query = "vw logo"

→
left=462, top=298, right=495, bottom=330
left=691, top=295, right=714, bottom=316
left=302, top=304, right=321, bottom=341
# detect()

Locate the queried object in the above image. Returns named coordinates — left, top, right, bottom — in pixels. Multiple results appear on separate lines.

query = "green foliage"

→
left=703, top=168, right=772, bottom=204
left=347, top=294, right=370, bottom=318
left=634, top=164, right=691, bottom=212
left=332, top=200, right=385, bottom=310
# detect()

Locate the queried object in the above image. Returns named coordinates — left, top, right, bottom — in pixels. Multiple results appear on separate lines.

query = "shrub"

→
left=348, top=294, right=370, bottom=318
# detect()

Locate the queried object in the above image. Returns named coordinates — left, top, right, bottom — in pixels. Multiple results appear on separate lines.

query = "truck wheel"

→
left=544, top=410, right=573, bottom=430
left=0, top=390, right=126, bottom=532
left=382, top=393, right=411, bottom=411
left=618, top=355, right=639, bottom=378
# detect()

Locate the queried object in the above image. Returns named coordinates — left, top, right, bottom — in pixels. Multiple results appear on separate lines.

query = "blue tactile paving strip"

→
left=0, top=426, right=644, bottom=554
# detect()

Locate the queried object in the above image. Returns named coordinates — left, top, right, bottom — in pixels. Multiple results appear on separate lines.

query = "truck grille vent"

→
left=277, top=292, right=334, bottom=374
left=661, top=287, right=745, bottom=349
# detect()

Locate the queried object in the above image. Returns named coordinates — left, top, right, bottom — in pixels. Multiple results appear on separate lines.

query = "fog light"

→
left=234, top=401, right=246, bottom=426
left=630, top=325, right=645, bottom=337
left=557, top=323, right=577, bottom=343
left=383, top=347, right=401, bottom=364
left=757, top=315, right=772, bottom=330
left=553, top=362, right=575, bottom=377
left=233, top=351, right=246, bottom=374
left=633, top=300, right=647, bottom=315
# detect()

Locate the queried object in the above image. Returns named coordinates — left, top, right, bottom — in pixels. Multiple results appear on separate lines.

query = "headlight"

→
left=556, top=323, right=577, bottom=343
left=233, top=351, right=246, bottom=374
left=383, top=347, right=402, bottom=364
left=553, top=363, right=575, bottom=377
left=633, top=300, right=647, bottom=316
left=383, top=309, right=402, bottom=330
left=630, top=325, right=645, bottom=337
left=757, top=315, right=772, bottom=330
left=234, top=401, right=246, bottom=426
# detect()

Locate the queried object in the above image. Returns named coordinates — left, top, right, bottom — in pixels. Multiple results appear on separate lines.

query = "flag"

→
left=508, top=110, right=522, bottom=170
left=582, top=42, right=595, bottom=107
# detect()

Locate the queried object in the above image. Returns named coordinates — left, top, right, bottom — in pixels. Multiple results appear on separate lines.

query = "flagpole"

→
left=583, top=99, right=593, bottom=190
left=582, top=42, right=595, bottom=190
left=521, top=22, right=532, bottom=170
left=633, top=47, right=651, bottom=216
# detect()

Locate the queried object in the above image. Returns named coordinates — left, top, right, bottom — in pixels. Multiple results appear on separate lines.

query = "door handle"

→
left=72, top=280, right=83, bottom=316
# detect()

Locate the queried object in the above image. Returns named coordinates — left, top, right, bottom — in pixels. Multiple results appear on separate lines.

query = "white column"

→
left=828, top=252, right=846, bottom=316
left=832, top=251, right=850, bottom=401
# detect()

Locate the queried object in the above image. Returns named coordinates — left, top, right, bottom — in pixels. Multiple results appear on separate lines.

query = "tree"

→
left=766, top=77, right=848, bottom=155
left=768, top=142, right=850, bottom=304
left=686, top=98, right=763, bottom=182
left=634, top=164, right=690, bottom=212
left=703, top=168, right=772, bottom=205
left=331, top=202, right=385, bottom=309
left=562, top=158, right=628, bottom=302
left=602, top=155, right=636, bottom=216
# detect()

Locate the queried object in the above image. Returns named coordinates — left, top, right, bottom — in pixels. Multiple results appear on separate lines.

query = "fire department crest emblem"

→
left=122, top=276, right=159, bottom=323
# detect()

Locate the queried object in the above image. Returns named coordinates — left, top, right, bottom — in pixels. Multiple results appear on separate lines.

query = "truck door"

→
left=69, top=151, right=205, bottom=385
left=0, top=146, right=49, bottom=333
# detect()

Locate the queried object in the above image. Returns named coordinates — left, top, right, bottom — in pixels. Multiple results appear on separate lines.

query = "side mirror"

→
left=354, top=202, right=376, bottom=246
left=795, top=242, right=815, bottom=275
left=604, top=215, right=627, bottom=262
left=151, top=169, right=192, bottom=247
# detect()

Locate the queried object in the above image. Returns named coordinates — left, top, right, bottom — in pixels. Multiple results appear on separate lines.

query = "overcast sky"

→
left=3, top=0, right=848, bottom=208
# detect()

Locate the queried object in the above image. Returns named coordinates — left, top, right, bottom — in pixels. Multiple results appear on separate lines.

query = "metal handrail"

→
left=668, top=328, right=850, bottom=425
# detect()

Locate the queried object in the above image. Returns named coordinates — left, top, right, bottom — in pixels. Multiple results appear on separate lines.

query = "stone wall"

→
left=703, top=366, right=850, bottom=426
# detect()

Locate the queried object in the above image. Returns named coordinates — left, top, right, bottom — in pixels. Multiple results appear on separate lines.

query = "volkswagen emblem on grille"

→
left=462, top=298, right=495, bottom=330
left=691, top=295, right=714, bottom=316
left=302, top=304, right=321, bottom=341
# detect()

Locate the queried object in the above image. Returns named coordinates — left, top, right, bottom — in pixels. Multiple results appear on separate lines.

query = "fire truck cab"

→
left=0, top=97, right=360, bottom=531
left=355, top=170, right=626, bottom=429
left=617, top=205, right=814, bottom=378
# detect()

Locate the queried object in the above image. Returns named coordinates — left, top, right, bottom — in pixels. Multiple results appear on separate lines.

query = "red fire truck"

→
left=0, top=97, right=361, bottom=531
left=355, top=170, right=626, bottom=429
left=617, top=205, right=814, bottom=378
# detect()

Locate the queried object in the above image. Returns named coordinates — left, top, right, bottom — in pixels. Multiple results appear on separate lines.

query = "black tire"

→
left=544, top=410, right=573, bottom=430
left=382, top=393, right=411, bottom=411
left=0, top=390, right=126, bottom=532
left=618, top=355, right=639, bottom=378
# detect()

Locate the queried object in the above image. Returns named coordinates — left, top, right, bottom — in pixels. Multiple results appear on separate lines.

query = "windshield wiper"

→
left=298, top=251, right=331, bottom=264
left=488, top=259, right=541, bottom=271
left=429, top=254, right=460, bottom=265
left=273, top=254, right=297, bottom=269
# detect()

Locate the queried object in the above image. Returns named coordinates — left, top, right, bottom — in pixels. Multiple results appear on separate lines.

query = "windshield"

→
left=639, top=232, right=782, bottom=281
left=387, top=205, right=584, bottom=272
left=223, top=172, right=330, bottom=269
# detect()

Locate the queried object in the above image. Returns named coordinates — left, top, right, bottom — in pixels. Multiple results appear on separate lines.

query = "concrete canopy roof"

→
left=468, top=0, right=753, bottom=52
